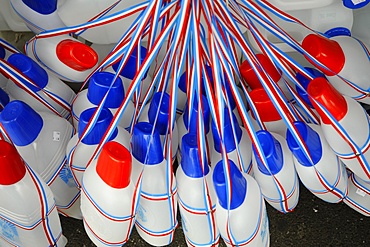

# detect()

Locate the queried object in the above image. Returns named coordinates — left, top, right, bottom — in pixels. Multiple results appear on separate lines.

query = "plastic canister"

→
left=344, top=171, right=370, bottom=217
left=81, top=141, right=139, bottom=246
left=0, top=140, right=68, bottom=247
left=72, top=71, right=134, bottom=131
left=25, top=35, right=99, bottom=83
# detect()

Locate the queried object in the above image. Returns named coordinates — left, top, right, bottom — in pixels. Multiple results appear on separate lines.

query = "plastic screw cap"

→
left=295, top=67, right=326, bottom=108
left=307, top=77, right=347, bottom=124
left=56, top=40, right=98, bottom=71
left=239, top=53, right=281, bottom=90
left=96, top=141, right=132, bottom=189
left=22, top=0, right=57, bottom=14
left=8, top=53, right=48, bottom=92
left=211, top=108, right=242, bottom=153
left=0, top=88, right=10, bottom=110
left=183, top=95, right=210, bottom=134
left=213, top=159, right=247, bottom=210
left=78, top=107, right=118, bottom=145
left=0, top=46, right=5, bottom=59
left=286, top=121, right=322, bottom=167
left=302, top=34, right=345, bottom=76
left=343, top=0, right=370, bottom=9
left=87, top=71, right=124, bottom=108
left=131, top=122, right=164, bottom=165
left=112, top=46, right=147, bottom=80
left=252, top=130, right=284, bottom=176
left=0, top=140, right=26, bottom=185
left=249, top=88, right=281, bottom=122
left=181, top=133, right=210, bottom=178
left=148, top=92, right=170, bottom=135
left=0, top=100, right=43, bottom=146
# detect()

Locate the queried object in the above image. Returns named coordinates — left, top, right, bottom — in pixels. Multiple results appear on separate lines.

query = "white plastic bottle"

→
left=211, top=108, right=253, bottom=174
left=6, top=53, right=76, bottom=119
left=81, top=141, right=139, bottom=246
left=0, top=140, right=68, bottom=247
left=287, top=121, right=348, bottom=203
left=25, top=35, right=99, bottom=83
left=176, top=133, right=219, bottom=247
left=72, top=71, right=134, bottom=132
left=344, top=171, right=370, bottom=217
left=307, top=77, right=370, bottom=182
left=66, top=107, right=131, bottom=187
left=10, top=0, right=65, bottom=34
left=213, top=159, right=270, bottom=247
left=131, top=122, right=178, bottom=246
left=352, top=3, right=370, bottom=47
left=105, top=46, right=153, bottom=106
left=58, top=0, right=147, bottom=44
left=302, top=32, right=370, bottom=105
left=0, top=100, right=81, bottom=219
left=139, top=91, right=179, bottom=162
left=252, top=130, right=300, bottom=213
left=247, top=1, right=353, bottom=53
left=0, top=0, right=30, bottom=32
left=248, top=88, right=288, bottom=138
left=176, top=95, right=211, bottom=162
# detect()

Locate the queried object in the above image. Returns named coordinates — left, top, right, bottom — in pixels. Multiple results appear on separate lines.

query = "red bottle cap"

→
left=307, top=77, right=348, bottom=124
left=249, top=88, right=282, bottom=122
left=0, top=140, right=26, bottom=185
left=239, top=53, right=281, bottom=89
left=96, top=141, right=132, bottom=189
left=302, top=34, right=345, bottom=76
left=56, top=40, right=98, bottom=71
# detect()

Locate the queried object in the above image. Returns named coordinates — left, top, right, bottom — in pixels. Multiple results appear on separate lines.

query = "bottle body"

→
left=344, top=171, right=370, bottom=216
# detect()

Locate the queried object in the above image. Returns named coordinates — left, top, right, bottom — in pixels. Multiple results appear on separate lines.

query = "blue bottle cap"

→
left=179, top=72, right=187, bottom=93
left=252, top=130, right=283, bottom=175
left=212, top=108, right=242, bottom=153
left=0, top=88, right=10, bottom=110
left=78, top=107, right=118, bottom=145
left=148, top=91, right=170, bottom=135
left=324, top=27, right=352, bottom=38
left=0, top=100, right=43, bottom=146
left=7, top=53, right=48, bottom=92
left=112, top=46, right=147, bottom=80
left=181, top=133, right=209, bottom=178
left=131, top=122, right=164, bottom=165
left=286, top=121, right=322, bottom=167
left=343, top=0, right=369, bottom=9
left=295, top=67, right=325, bottom=108
left=213, top=159, right=247, bottom=210
left=87, top=71, right=124, bottom=108
left=183, top=95, right=210, bottom=134
left=223, top=80, right=236, bottom=110
left=0, top=46, right=5, bottom=59
left=22, top=0, right=57, bottom=15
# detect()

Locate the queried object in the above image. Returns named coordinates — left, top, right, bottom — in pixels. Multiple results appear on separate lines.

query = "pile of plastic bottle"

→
left=1, top=0, right=370, bottom=246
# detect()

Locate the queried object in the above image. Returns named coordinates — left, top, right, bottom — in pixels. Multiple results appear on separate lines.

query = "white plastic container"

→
left=302, top=32, right=370, bottom=105
left=25, top=35, right=99, bottom=82
left=344, top=171, right=370, bottom=217
left=352, top=4, right=370, bottom=46
left=252, top=130, right=300, bottom=213
left=57, top=0, right=147, bottom=44
left=213, top=159, right=270, bottom=247
left=66, top=107, right=131, bottom=187
left=0, top=140, right=67, bottom=247
left=0, top=100, right=82, bottom=219
left=139, top=91, right=179, bottom=162
left=307, top=77, right=370, bottom=182
left=6, top=53, right=76, bottom=119
left=176, top=133, right=219, bottom=247
left=176, top=95, right=211, bottom=163
left=287, top=121, right=348, bottom=203
left=72, top=71, right=134, bottom=131
left=0, top=0, right=30, bottom=31
left=10, top=0, right=65, bottom=34
left=131, top=122, right=178, bottom=246
left=81, top=141, right=139, bottom=246
left=248, top=88, right=288, bottom=138
left=247, top=1, right=353, bottom=53
left=211, top=108, right=253, bottom=174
